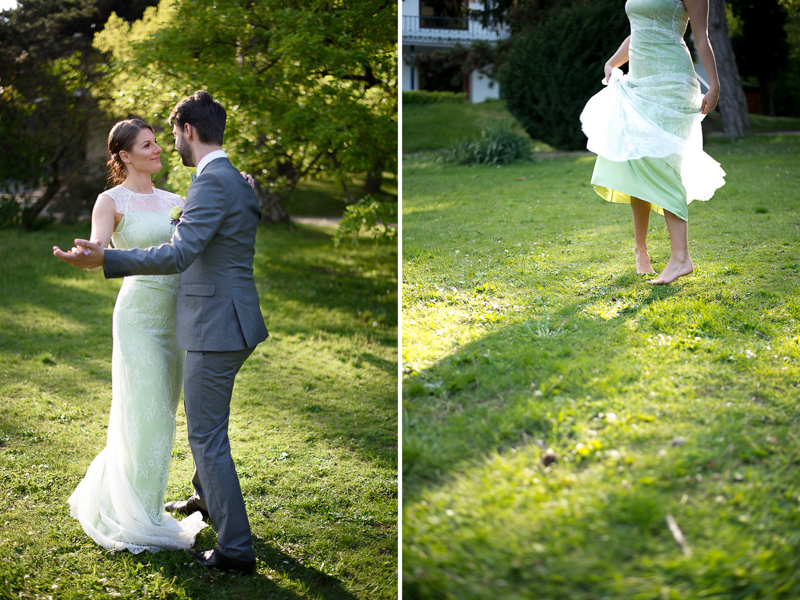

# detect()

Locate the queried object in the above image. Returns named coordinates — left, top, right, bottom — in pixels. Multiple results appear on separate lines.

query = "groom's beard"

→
left=176, top=137, right=195, bottom=167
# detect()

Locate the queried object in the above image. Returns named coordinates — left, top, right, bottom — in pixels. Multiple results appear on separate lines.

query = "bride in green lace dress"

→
left=581, top=0, right=726, bottom=284
left=65, top=119, right=206, bottom=552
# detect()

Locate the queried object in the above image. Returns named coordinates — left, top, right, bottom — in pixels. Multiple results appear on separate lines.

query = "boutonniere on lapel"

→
left=169, top=206, right=183, bottom=226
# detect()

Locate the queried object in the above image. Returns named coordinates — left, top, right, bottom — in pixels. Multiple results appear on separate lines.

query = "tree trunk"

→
left=707, top=0, right=751, bottom=137
left=22, top=144, right=66, bottom=229
left=364, top=171, right=383, bottom=194
left=253, top=180, right=290, bottom=222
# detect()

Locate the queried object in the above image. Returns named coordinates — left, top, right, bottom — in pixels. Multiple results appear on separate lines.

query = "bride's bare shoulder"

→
left=93, top=190, right=123, bottom=217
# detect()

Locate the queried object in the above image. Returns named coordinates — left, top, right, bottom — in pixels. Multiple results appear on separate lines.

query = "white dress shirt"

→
left=196, top=149, right=227, bottom=177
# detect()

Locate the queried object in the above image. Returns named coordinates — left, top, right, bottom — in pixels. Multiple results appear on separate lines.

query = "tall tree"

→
left=708, top=0, right=751, bottom=136
left=499, top=0, right=629, bottom=151
left=729, top=0, right=789, bottom=116
left=93, top=0, right=397, bottom=222
left=0, top=0, right=160, bottom=227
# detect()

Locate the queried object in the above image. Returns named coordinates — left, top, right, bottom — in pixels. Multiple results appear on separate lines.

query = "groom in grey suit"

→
left=55, top=91, right=268, bottom=573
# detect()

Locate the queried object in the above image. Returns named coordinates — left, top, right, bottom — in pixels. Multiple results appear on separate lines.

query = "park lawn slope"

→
left=402, top=135, right=800, bottom=598
left=402, top=100, right=551, bottom=153
left=0, top=223, right=397, bottom=600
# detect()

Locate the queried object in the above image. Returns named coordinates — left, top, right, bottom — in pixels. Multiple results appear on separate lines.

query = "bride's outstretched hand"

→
left=53, top=239, right=105, bottom=270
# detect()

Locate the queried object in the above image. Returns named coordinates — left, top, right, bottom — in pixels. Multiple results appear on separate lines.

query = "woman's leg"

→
left=630, top=196, right=655, bottom=274
left=650, top=209, right=693, bottom=284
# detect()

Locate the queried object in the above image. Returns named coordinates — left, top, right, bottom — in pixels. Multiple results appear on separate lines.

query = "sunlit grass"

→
left=0, top=222, right=397, bottom=599
left=402, top=134, right=800, bottom=598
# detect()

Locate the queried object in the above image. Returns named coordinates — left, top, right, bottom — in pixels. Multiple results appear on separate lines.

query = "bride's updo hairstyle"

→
left=107, top=118, right=154, bottom=185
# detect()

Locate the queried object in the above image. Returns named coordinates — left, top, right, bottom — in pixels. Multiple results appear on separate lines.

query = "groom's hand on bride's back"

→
left=53, top=239, right=106, bottom=270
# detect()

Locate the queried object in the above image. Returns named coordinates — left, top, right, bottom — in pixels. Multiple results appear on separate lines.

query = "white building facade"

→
left=401, top=0, right=509, bottom=103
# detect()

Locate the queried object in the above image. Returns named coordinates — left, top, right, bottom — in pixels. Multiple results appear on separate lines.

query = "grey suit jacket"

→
left=104, top=157, right=269, bottom=352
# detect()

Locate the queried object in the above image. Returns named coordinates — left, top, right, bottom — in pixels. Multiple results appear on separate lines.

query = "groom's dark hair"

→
left=169, top=90, right=226, bottom=146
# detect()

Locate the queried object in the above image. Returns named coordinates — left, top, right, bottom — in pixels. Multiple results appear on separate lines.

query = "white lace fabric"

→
left=105, top=185, right=185, bottom=287
left=68, top=185, right=205, bottom=553
left=580, top=0, right=725, bottom=203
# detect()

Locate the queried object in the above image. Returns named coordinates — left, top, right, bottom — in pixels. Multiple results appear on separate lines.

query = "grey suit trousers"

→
left=184, top=346, right=255, bottom=561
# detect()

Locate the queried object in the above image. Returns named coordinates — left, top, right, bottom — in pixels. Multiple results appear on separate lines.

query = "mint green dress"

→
left=68, top=185, right=206, bottom=553
left=580, top=0, right=725, bottom=221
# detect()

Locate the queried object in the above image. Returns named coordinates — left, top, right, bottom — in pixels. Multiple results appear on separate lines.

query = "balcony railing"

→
left=402, top=14, right=509, bottom=43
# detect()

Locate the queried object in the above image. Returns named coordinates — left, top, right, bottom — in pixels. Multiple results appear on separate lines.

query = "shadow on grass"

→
left=112, top=542, right=361, bottom=600
left=255, top=223, right=398, bottom=334
left=402, top=259, right=783, bottom=503
left=401, top=134, right=800, bottom=596
left=1, top=223, right=396, bottom=599
left=289, top=175, right=398, bottom=218
left=403, top=273, right=800, bottom=597
left=404, top=427, right=800, bottom=599
left=247, top=222, right=397, bottom=467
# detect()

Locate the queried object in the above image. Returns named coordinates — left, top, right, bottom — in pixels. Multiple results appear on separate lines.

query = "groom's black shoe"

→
left=165, top=498, right=209, bottom=520
left=194, top=548, right=256, bottom=574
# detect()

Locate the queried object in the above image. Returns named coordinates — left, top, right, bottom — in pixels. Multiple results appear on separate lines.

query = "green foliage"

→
left=0, top=50, right=95, bottom=209
left=471, top=0, right=583, bottom=33
left=0, top=222, right=397, bottom=598
left=0, top=193, right=22, bottom=228
left=334, top=195, right=397, bottom=247
left=93, top=0, right=397, bottom=218
left=442, top=121, right=532, bottom=165
left=0, top=0, right=161, bottom=225
left=402, top=134, right=800, bottom=597
left=499, top=0, right=629, bottom=151
left=402, top=90, right=467, bottom=104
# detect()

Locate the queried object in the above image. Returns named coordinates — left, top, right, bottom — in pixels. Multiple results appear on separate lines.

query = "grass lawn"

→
left=402, top=134, right=800, bottom=598
left=289, top=174, right=398, bottom=218
left=703, top=112, right=800, bottom=134
left=0, top=223, right=397, bottom=599
left=403, top=99, right=800, bottom=153
left=402, top=100, right=552, bottom=153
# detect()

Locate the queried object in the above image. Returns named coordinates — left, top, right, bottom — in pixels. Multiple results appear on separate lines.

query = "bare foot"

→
left=635, top=250, right=655, bottom=275
left=649, top=257, right=693, bottom=285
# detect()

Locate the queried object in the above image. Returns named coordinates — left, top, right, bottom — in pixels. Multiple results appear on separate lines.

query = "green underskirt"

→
left=591, top=155, right=688, bottom=221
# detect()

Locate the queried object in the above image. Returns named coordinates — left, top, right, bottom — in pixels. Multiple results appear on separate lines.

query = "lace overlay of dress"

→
left=67, top=185, right=206, bottom=553
left=580, top=0, right=726, bottom=220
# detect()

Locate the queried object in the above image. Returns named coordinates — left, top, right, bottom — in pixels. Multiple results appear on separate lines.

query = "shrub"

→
left=402, top=90, right=468, bottom=105
left=334, top=195, right=397, bottom=247
left=442, top=122, right=531, bottom=165
left=0, top=194, right=22, bottom=228
left=499, top=0, right=629, bottom=150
